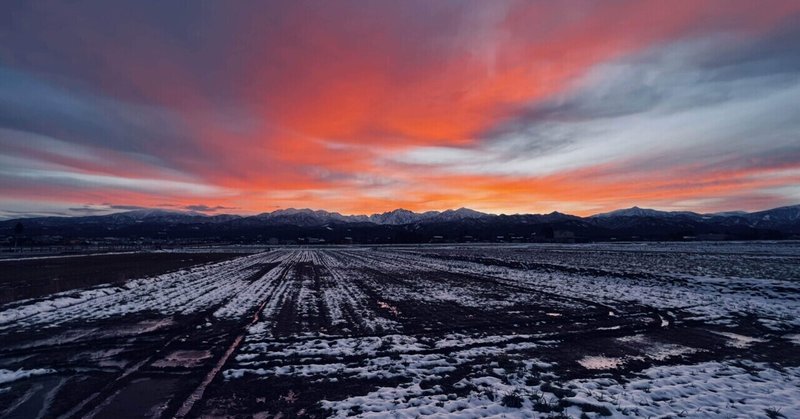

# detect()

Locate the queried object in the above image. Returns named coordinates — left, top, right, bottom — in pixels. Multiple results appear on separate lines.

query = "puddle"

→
left=14, top=328, right=98, bottom=349
left=2, top=376, right=63, bottom=418
left=90, top=377, right=178, bottom=418
left=99, top=318, right=175, bottom=338
left=152, top=350, right=212, bottom=368
left=71, top=348, right=128, bottom=368
left=578, top=356, right=624, bottom=370
left=0, top=355, right=35, bottom=368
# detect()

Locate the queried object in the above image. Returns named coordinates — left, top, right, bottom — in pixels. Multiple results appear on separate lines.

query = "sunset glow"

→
left=2, top=1, right=800, bottom=217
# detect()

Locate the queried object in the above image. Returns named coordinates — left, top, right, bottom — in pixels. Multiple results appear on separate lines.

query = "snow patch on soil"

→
left=0, top=368, right=55, bottom=384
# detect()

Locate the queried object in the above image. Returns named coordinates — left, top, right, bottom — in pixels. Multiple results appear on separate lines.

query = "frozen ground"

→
left=0, top=243, right=798, bottom=418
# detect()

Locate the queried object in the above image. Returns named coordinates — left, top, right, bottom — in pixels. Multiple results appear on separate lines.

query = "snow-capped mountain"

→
left=252, top=208, right=367, bottom=227
left=590, top=206, right=700, bottom=219
left=367, top=207, right=489, bottom=224
left=82, top=209, right=240, bottom=225
left=739, top=204, right=800, bottom=228
left=248, top=207, right=491, bottom=226
left=711, top=211, right=748, bottom=217
left=368, top=209, right=430, bottom=225
left=2, top=204, right=798, bottom=243
left=428, top=208, right=488, bottom=222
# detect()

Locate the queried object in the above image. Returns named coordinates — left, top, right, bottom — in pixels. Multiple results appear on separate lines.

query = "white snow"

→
left=567, top=361, right=800, bottom=418
left=712, top=331, right=767, bottom=348
left=2, top=244, right=797, bottom=418
left=0, top=368, right=55, bottom=385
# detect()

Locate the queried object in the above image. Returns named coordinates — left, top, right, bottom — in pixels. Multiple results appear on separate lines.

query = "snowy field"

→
left=0, top=243, right=799, bottom=418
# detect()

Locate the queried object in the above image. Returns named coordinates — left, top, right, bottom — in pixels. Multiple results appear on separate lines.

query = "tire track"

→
left=47, top=252, right=288, bottom=418
left=173, top=251, right=298, bottom=418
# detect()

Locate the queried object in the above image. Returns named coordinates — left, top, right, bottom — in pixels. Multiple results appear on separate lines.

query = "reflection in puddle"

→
left=99, top=318, right=175, bottom=338
left=377, top=301, right=400, bottom=317
left=2, top=376, right=63, bottom=418
left=578, top=356, right=623, bottom=370
left=71, top=348, right=128, bottom=368
left=14, top=328, right=97, bottom=349
left=152, top=350, right=212, bottom=368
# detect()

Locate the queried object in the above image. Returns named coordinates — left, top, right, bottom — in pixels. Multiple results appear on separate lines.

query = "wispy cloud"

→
left=1, top=1, right=798, bottom=216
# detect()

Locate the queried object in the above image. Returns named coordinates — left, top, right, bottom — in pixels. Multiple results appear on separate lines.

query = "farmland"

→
left=1, top=243, right=799, bottom=418
left=0, top=252, right=248, bottom=304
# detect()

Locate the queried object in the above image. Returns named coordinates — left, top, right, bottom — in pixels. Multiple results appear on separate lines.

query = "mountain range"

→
left=2, top=205, right=799, bottom=243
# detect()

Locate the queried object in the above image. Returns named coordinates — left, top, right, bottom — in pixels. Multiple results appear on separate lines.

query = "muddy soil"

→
left=0, top=252, right=246, bottom=303
left=0, top=245, right=798, bottom=418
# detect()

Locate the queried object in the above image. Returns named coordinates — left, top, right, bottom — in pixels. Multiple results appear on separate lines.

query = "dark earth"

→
left=1, top=244, right=798, bottom=418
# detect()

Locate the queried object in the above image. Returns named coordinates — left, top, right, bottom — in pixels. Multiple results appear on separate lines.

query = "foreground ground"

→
left=1, top=243, right=799, bottom=418
left=0, top=251, right=249, bottom=304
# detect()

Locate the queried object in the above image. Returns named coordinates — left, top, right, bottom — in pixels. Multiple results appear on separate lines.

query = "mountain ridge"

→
left=2, top=204, right=798, bottom=243
left=3, top=204, right=800, bottom=225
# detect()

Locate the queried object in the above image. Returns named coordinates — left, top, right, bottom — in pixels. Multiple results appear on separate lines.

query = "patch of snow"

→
left=567, top=361, right=800, bottom=418
left=785, top=333, right=800, bottom=345
left=0, top=368, right=55, bottom=384
left=711, top=331, right=767, bottom=348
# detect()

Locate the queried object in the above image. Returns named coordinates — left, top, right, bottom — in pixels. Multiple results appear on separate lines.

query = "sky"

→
left=1, top=0, right=800, bottom=218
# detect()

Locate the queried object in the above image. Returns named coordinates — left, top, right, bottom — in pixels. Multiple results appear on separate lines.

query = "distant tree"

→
left=14, top=222, right=24, bottom=249
left=540, top=225, right=554, bottom=240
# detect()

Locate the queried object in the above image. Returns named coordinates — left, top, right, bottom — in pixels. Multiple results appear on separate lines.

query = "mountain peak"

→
left=590, top=206, right=701, bottom=218
left=368, top=208, right=428, bottom=225
left=591, top=207, right=661, bottom=218
left=383, top=208, right=415, bottom=215
left=120, top=209, right=207, bottom=219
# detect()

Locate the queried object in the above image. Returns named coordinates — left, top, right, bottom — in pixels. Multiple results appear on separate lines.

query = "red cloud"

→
left=2, top=1, right=799, bottom=215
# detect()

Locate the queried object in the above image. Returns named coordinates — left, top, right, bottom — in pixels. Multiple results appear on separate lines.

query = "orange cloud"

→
left=2, top=1, right=800, bottom=216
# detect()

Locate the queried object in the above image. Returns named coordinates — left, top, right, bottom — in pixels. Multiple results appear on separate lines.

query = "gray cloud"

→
left=486, top=21, right=800, bottom=139
left=0, top=209, right=71, bottom=219
left=183, top=204, right=237, bottom=213
left=106, top=204, right=149, bottom=211
left=398, top=22, right=800, bottom=183
left=0, top=67, right=191, bottom=161
left=66, top=207, right=112, bottom=215
left=697, top=16, right=800, bottom=80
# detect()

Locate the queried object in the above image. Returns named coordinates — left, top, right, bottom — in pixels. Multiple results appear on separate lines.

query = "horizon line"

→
left=2, top=203, right=798, bottom=221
